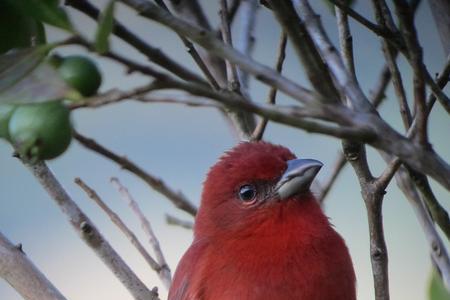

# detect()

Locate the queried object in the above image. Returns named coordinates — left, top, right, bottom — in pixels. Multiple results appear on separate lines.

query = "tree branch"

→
left=153, top=0, right=220, bottom=90
left=267, top=0, right=340, bottom=103
left=65, top=0, right=206, bottom=85
left=73, top=132, right=198, bottom=216
left=75, top=177, right=171, bottom=289
left=428, top=0, right=450, bottom=55
left=328, top=0, right=398, bottom=40
left=110, top=178, right=172, bottom=289
left=235, top=0, right=259, bottom=89
left=119, top=0, right=317, bottom=105
left=165, top=214, right=194, bottom=230
left=393, top=165, right=450, bottom=290
left=251, top=31, right=287, bottom=141
left=23, top=161, right=159, bottom=300
left=0, top=232, right=67, bottom=300
left=295, top=0, right=374, bottom=112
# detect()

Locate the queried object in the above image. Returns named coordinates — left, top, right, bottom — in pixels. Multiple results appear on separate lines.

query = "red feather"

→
left=169, top=142, right=356, bottom=300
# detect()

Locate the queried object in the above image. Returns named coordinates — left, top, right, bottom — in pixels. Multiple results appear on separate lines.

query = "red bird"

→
left=169, top=142, right=356, bottom=300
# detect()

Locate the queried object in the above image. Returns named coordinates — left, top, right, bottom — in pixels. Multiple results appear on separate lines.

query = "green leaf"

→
left=95, top=0, right=116, bottom=54
left=0, top=48, right=81, bottom=104
left=429, top=269, right=450, bottom=300
left=7, top=0, right=73, bottom=32
left=0, top=1, right=47, bottom=54
left=0, top=48, right=46, bottom=92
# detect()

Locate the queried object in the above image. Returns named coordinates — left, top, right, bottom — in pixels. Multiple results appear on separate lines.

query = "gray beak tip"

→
left=275, top=158, right=323, bottom=200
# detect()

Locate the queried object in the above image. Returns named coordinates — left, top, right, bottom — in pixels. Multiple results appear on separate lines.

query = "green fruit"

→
left=8, top=101, right=72, bottom=162
left=57, top=55, right=102, bottom=97
left=0, top=104, right=17, bottom=140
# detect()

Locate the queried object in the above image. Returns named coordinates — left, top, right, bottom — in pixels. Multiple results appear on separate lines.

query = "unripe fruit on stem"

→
left=0, top=104, right=16, bottom=140
left=8, top=101, right=72, bottom=162
left=57, top=55, right=102, bottom=97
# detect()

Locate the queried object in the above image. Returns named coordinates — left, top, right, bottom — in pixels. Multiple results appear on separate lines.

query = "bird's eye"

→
left=238, top=184, right=257, bottom=202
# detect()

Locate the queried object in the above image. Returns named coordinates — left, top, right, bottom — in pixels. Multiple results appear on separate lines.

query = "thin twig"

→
left=73, top=132, right=198, bottom=216
left=154, top=0, right=220, bottom=90
left=334, top=3, right=391, bottom=298
left=75, top=178, right=171, bottom=289
left=251, top=31, right=287, bottom=141
left=23, top=161, right=159, bottom=300
left=392, top=0, right=428, bottom=146
left=392, top=163, right=450, bottom=290
left=336, top=6, right=355, bottom=78
left=0, top=232, right=67, bottom=300
left=152, top=0, right=256, bottom=138
left=220, top=0, right=241, bottom=93
left=317, top=153, right=346, bottom=203
left=369, top=65, right=391, bottom=106
left=267, top=0, right=340, bottom=103
left=69, top=83, right=163, bottom=109
left=165, top=214, right=194, bottom=230
left=295, top=0, right=374, bottom=112
left=406, top=169, right=450, bottom=241
left=110, top=178, right=172, bottom=289
left=167, top=0, right=228, bottom=85
left=342, top=142, right=390, bottom=300
left=236, top=0, right=259, bottom=89
left=64, top=0, right=206, bottom=84
left=384, top=48, right=412, bottom=128
left=328, top=0, right=398, bottom=41
left=135, top=95, right=222, bottom=109
left=119, top=0, right=320, bottom=105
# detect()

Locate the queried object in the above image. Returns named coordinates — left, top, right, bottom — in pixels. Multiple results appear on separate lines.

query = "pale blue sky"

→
left=1, top=1, right=449, bottom=299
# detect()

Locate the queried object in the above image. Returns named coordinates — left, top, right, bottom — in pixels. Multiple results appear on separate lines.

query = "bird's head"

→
left=195, top=142, right=323, bottom=237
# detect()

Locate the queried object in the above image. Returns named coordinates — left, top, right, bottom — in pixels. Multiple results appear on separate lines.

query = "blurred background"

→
left=1, top=1, right=449, bottom=299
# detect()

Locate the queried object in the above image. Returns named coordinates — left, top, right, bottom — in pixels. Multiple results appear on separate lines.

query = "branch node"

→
left=14, top=243, right=24, bottom=253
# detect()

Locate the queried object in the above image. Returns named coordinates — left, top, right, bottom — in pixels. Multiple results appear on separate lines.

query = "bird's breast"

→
left=192, top=216, right=356, bottom=299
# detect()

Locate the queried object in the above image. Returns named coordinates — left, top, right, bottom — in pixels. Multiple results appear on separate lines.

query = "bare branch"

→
left=236, top=0, right=259, bottom=88
left=69, top=83, right=162, bottom=109
left=392, top=0, right=428, bottom=146
left=317, top=153, right=346, bottom=203
left=24, top=161, right=159, bottom=300
left=333, top=4, right=390, bottom=298
left=406, top=169, right=450, bottom=241
left=251, top=31, right=287, bottom=141
left=110, top=178, right=171, bottom=289
left=73, top=132, right=198, bottom=216
left=336, top=6, right=355, bottom=78
left=0, top=232, right=67, bottom=300
left=267, top=0, right=340, bottom=103
left=369, top=65, right=391, bottom=107
left=153, top=0, right=221, bottom=90
left=135, top=95, right=222, bottom=109
left=118, top=0, right=317, bottom=104
left=375, top=158, right=401, bottom=191
left=219, top=0, right=242, bottom=93
left=165, top=214, right=194, bottom=230
left=328, top=0, right=397, bottom=40
left=167, top=0, right=228, bottom=85
left=295, top=0, right=374, bottom=112
left=75, top=178, right=171, bottom=289
left=64, top=0, right=206, bottom=84
left=428, top=0, right=450, bottom=55
left=393, top=165, right=450, bottom=290
left=342, top=142, right=390, bottom=300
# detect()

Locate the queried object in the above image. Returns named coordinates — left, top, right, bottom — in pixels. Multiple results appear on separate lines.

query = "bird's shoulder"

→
left=168, top=238, right=209, bottom=300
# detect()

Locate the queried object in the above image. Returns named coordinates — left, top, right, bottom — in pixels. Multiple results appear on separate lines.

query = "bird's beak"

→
left=274, top=159, right=323, bottom=200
